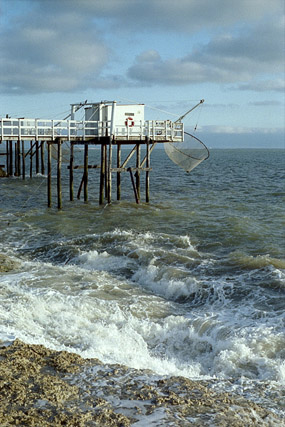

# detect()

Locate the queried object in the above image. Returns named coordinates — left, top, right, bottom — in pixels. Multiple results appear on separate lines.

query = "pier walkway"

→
left=0, top=118, right=183, bottom=143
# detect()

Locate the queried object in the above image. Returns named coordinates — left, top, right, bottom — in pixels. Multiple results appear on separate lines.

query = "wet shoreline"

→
left=0, top=339, right=282, bottom=426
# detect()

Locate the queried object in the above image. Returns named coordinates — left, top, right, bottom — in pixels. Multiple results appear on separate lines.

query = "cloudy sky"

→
left=0, top=0, right=284, bottom=147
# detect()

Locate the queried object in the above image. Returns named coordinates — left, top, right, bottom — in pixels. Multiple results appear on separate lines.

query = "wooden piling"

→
left=77, top=175, right=84, bottom=200
left=104, top=144, right=108, bottom=199
left=47, top=142, right=52, bottom=207
left=57, top=140, right=62, bottom=209
left=30, top=141, right=33, bottom=178
left=2, top=133, right=157, bottom=206
left=117, top=144, right=121, bottom=200
left=9, top=141, right=13, bottom=176
left=128, top=168, right=140, bottom=204
left=22, top=140, right=25, bottom=180
left=40, top=142, right=45, bottom=175
left=69, top=142, right=74, bottom=201
left=14, top=141, right=17, bottom=176
left=146, top=137, right=150, bottom=203
left=99, top=143, right=106, bottom=205
left=6, top=141, right=9, bottom=175
left=136, top=143, right=141, bottom=202
left=107, top=137, right=112, bottom=204
left=15, top=140, right=21, bottom=177
left=35, top=141, right=39, bottom=174
left=84, top=142, right=88, bottom=202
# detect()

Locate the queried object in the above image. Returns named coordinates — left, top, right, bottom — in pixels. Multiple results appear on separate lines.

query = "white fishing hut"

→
left=83, top=101, right=144, bottom=138
left=70, top=101, right=182, bottom=141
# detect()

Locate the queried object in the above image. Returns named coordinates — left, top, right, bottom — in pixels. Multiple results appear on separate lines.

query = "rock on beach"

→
left=0, top=339, right=282, bottom=426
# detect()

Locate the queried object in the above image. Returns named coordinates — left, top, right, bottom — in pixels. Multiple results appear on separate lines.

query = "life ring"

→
left=125, top=117, right=134, bottom=127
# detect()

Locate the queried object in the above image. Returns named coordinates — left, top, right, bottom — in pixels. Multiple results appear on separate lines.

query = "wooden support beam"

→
left=99, top=144, right=106, bottom=205
left=117, top=143, right=121, bottom=200
left=67, top=164, right=100, bottom=170
left=146, top=137, right=150, bottom=203
left=25, top=141, right=36, bottom=158
left=47, top=142, right=52, bottom=207
left=77, top=174, right=84, bottom=200
left=69, top=143, right=74, bottom=201
left=35, top=141, right=39, bottom=174
left=9, top=141, right=13, bottom=176
left=40, top=142, right=45, bottom=175
left=57, top=140, right=62, bottom=209
left=18, top=140, right=21, bottom=176
left=6, top=141, right=9, bottom=175
left=128, top=168, right=140, bottom=204
left=121, top=146, right=136, bottom=168
left=104, top=144, right=108, bottom=198
left=136, top=143, right=141, bottom=201
left=112, top=167, right=151, bottom=173
left=30, top=141, right=33, bottom=178
left=22, top=140, right=25, bottom=180
left=107, top=137, right=112, bottom=204
left=140, top=141, right=157, bottom=167
left=14, top=141, right=17, bottom=176
left=84, top=142, right=88, bottom=202
left=15, top=140, right=20, bottom=177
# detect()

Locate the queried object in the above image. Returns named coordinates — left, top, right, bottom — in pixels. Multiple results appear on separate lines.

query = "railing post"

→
left=140, top=120, right=143, bottom=139
left=18, top=119, right=21, bottom=140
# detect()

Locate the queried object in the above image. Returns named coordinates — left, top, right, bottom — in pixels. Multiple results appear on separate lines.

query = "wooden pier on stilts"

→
left=0, top=101, right=185, bottom=208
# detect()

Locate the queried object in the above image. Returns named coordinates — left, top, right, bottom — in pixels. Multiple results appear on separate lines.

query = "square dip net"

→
left=164, top=131, right=209, bottom=173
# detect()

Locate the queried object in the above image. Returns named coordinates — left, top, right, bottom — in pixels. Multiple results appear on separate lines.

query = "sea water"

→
left=0, top=148, right=284, bottom=417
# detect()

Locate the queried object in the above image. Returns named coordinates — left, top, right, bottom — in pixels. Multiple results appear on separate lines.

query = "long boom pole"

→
left=175, top=99, right=204, bottom=123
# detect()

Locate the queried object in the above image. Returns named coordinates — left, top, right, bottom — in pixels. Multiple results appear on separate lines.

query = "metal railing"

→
left=0, top=118, right=184, bottom=142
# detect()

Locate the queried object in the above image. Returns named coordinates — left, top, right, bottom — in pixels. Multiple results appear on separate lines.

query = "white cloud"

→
left=34, top=0, right=284, bottom=33
left=200, top=125, right=284, bottom=134
left=238, top=79, right=285, bottom=92
left=127, top=16, right=284, bottom=87
left=248, top=100, right=283, bottom=106
left=0, top=0, right=283, bottom=94
left=0, top=8, right=109, bottom=94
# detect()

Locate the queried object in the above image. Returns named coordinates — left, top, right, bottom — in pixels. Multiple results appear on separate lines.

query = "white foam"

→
left=0, top=230, right=284, bottom=386
left=132, top=262, right=200, bottom=301
left=277, top=361, right=285, bottom=385
left=75, top=249, right=130, bottom=272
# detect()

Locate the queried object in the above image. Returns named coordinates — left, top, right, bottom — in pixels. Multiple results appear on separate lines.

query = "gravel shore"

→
left=0, top=339, right=282, bottom=426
